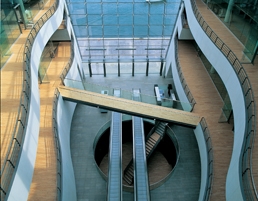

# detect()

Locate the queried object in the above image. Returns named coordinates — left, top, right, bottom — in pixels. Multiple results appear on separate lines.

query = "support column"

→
left=224, top=0, right=234, bottom=23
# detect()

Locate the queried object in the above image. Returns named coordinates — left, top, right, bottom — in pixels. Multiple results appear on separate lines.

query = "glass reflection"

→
left=67, top=0, right=180, bottom=69
left=204, top=0, right=258, bottom=63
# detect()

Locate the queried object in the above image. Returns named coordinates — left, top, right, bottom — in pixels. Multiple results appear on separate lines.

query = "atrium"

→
left=1, top=0, right=258, bottom=200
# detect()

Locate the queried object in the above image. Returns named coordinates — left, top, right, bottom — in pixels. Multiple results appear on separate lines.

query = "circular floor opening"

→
left=94, top=120, right=178, bottom=187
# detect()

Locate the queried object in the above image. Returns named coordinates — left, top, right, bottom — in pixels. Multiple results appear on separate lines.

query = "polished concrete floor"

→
left=70, top=74, right=201, bottom=201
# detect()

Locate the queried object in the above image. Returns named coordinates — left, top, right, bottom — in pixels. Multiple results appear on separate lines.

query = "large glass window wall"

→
left=204, top=0, right=258, bottom=63
left=22, top=0, right=55, bottom=24
left=0, top=0, right=53, bottom=69
left=1, top=2, right=22, bottom=68
left=67, top=0, right=180, bottom=75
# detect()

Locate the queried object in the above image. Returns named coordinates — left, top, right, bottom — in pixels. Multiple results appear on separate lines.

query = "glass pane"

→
left=119, top=15, right=133, bottom=25
left=88, top=15, right=102, bottom=25
left=165, top=3, right=180, bottom=14
left=164, top=15, right=177, bottom=25
left=149, top=26, right=163, bottom=36
left=150, top=15, right=163, bottom=25
left=134, top=15, right=148, bottom=25
left=104, top=26, right=118, bottom=37
left=106, top=63, right=118, bottom=75
left=103, top=3, right=117, bottom=14
left=135, top=62, right=146, bottom=74
left=164, top=26, right=174, bottom=36
left=119, top=26, right=133, bottom=36
left=72, top=16, right=87, bottom=25
left=103, top=15, right=118, bottom=25
left=91, top=62, right=104, bottom=75
left=89, top=26, right=103, bottom=37
left=134, top=25, right=148, bottom=37
left=150, top=3, right=164, bottom=14
left=134, top=3, right=148, bottom=14
left=118, top=3, right=133, bottom=14
left=74, top=26, right=88, bottom=37
left=243, top=27, right=258, bottom=61
left=120, top=62, right=132, bottom=74
left=1, top=8, right=21, bottom=68
left=70, top=3, right=86, bottom=14
left=87, top=3, right=102, bottom=14
left=149, top=62, right=160, bottom=74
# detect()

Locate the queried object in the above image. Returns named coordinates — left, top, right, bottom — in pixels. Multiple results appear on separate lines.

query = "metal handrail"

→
left=53, top=88, right=62, bottom=201
left=200, top=117, right=213, bottom=201
left=174, top=37, right=196, bottom=111
left=189, top=0, right=257, bottom=199
left=60, top=36, right=74, bottom=85
left=0, top=1, right=60, bottom=201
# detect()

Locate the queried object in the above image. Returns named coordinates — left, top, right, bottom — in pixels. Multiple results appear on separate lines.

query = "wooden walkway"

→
left=187, top=0, right=258, bottom=199
left=178, top=40, right=234, bottom=200
left=0, top=0, right=55, bottom=171
left=27, top=42, right=70, bottom=201
left=1, top=1, right=64, bottom=200
left=1, top=30, right=30, bottom=168
left=58, top=86, right=202, bottom=127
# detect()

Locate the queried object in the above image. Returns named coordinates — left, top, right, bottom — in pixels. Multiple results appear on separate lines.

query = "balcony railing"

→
left=53, top=88, right=62, bottom=201
left=189, top=0, right=257, bottom=199
left=174, top=38, right=196, bottom=111
left=60, top=47, right=74, bottom=85
left=0, top=1, right=60, bottom=201
left=200, top=117, right=213, bottom=201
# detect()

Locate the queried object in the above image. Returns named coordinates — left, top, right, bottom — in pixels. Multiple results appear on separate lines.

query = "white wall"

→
left=182, top=0, right=246, bottom=200
left=57, top=97, right=77, bottom=201
left=194, top=124, right=209, bottom=201
left=165, top=3, right=193, bottom=110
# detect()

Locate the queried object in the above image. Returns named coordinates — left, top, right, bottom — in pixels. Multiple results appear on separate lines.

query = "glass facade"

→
left=66, top=0, right=180, bottom=75
left=1, top=1, right=22, bottom=68
left=23, top=0, right=54, bottom=23
left=204, top=0, right=258, bottom=63
left=0, top=0, right=51, bottom=69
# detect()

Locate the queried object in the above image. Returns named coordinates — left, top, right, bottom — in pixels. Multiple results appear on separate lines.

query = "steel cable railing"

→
left=0, top=1, right=60, bottom=201
left=174, top=37, right=196, bottom=111
left=189, top=0, right=256, bottom=199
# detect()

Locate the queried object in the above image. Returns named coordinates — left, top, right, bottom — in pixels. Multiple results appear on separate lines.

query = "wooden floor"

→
left=178, top=40, right=234, bottom=200
left=0, top=0, right=55, bottom=170
left=191, top=0, right=258, bottom=199
left=1, top=30, right=30, bottom=168
left=58, top=86, right=202, bottom=127
left=27, top=42, right=70, bottom=201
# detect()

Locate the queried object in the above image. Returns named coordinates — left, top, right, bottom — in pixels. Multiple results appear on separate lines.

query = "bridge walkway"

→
left=58, top=86, right=202, bottom=128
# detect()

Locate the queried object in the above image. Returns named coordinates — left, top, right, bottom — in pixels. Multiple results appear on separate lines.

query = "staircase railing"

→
left=188, top=0, right=256, bottom=199
left=123, top=121, right=166, bottom=185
